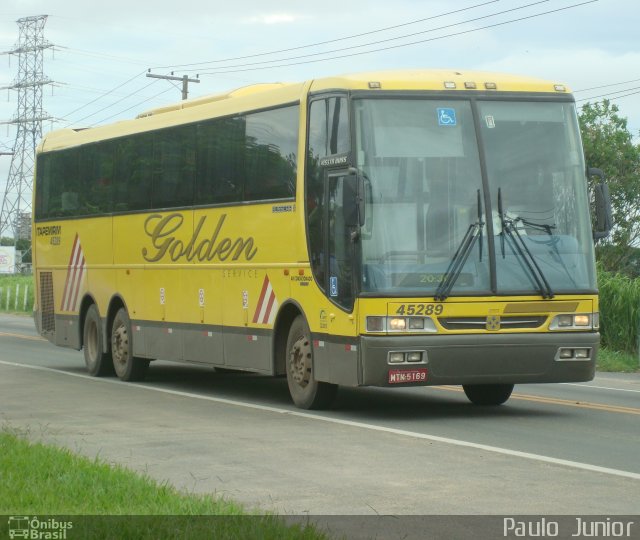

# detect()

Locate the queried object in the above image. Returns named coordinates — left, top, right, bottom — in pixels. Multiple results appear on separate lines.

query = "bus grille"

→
left=40, top=272, right=55, bottom=334
left=438, top=316, right=546, bottom=330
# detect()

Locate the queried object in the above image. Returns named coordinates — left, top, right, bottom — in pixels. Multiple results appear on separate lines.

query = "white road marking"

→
left=561, top=382, right=640, bottom=393
left=1, top=359, right=639, bottom=481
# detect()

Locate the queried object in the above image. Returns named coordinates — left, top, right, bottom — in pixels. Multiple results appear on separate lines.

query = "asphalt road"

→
left=1, top=313, right=639, bottom=538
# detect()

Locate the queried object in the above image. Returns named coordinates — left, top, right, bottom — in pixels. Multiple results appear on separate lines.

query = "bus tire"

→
left=463, top=383, right=514, bottom=406
left=83, top=304, right=114, bottom=377
left=285, top=315, right=338, bottom=410
left=111, top=308, right=149, bottom=382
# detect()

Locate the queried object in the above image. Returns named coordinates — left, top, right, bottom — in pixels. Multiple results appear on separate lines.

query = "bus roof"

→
left=39, top=69, right=571, bottom=152
left=308, top=69, right=570, bottom=94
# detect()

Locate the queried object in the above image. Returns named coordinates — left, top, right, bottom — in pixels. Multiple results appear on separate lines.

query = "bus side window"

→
left=35, top=153, right=51, bottom=218
left=82, top=141, right=114, bottom=215
left=244, top=106, right=298, bottom=201
left=47, top=149, right=80, bottom=217
left=196, top=116, right=245, bottom=205
left=152, top=126, right=195, bottom=209
left=113, top=134, right=152, bottom=212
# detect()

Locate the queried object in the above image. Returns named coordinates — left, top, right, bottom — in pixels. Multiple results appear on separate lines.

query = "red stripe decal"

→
left=252, top=275, right=270, bottom=323
left=262, top=290, right=276, bottom=324
left=60, top=234, right=79, bottom=310
left=68, top=254, right=85, bottom=312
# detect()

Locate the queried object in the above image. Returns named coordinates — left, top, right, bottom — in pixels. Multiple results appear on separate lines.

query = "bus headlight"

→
left=388, top=318, right=406, bottom=331
left=573, top=315, right=590, bottom=326
left=408, top=317, right=425, bottom=330
left=549, top=313, right=595, bottom=330
left=366, top=316, right=385, bottom=332
left=366, top=316, right=437, bottom=333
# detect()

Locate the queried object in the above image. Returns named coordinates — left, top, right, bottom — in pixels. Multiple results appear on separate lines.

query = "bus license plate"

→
left=388, top=368, right=428, bottom=384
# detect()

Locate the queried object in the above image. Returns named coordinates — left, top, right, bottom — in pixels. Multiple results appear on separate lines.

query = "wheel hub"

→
left=289, top=336, right=312, bottom=388
left=112, top=324, right=129, bottom=367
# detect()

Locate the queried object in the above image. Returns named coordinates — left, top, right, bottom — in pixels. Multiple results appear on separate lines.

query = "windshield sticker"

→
left=437, top=108, right=457, bottom=126
left=330, top=276, right=338, bottom=297
left=485, top=115, right=496, bottom=128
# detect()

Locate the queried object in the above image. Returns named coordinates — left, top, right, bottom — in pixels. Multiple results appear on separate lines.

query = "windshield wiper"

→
left=498, top=188, right=554, bottom=299
left=434, top=190, right=484, bottom=301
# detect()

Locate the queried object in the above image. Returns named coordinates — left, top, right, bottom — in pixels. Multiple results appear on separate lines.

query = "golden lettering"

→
left=142, top=212, right=258, bottom=263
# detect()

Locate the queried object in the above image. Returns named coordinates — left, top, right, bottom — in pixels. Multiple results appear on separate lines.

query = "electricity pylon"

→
left=0, top=15, right=54, bottom=247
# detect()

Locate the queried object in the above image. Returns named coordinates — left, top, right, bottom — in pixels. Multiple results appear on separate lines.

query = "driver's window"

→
left=306, top=96, right=350, bottom=291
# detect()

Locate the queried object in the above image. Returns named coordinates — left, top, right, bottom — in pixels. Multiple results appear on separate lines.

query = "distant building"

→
left=0, top=246, right=16, bottom=273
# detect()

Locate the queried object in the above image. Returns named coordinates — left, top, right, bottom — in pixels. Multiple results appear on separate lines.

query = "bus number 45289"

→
left=395, top=304, right=443, bottom=316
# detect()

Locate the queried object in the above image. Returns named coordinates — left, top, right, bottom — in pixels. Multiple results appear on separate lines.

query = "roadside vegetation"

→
left=0, top=429, right=328, bottom=539
left=0, top=274, right=33, bottom=313
left=597, top=267, right=640, bottom=359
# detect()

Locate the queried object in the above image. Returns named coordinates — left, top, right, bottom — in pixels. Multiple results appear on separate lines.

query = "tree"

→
left=578, top=100, right=640, bottom=276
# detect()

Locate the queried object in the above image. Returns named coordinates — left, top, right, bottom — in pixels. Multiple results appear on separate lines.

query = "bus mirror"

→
left=588, top=169, right=613, bottom=241
left=593, top=183, right=613, bottom=241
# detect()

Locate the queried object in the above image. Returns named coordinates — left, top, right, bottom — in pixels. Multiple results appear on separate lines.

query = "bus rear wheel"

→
left=111, top=308, right=149, bottom=382
left=463, top=383, right=514, bottom=406
left=83, top=304, right=114, bottom=376
left=285, top=315, right=337, bottom=410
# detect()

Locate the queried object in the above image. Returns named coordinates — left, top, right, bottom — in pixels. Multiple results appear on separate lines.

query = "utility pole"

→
left=146, top=70, right=200, bottom=100
left=0, top=15, right=54, bottom=257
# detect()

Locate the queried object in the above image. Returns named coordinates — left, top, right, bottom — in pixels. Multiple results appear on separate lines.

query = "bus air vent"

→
left=40, top=272, right=55, bottom=334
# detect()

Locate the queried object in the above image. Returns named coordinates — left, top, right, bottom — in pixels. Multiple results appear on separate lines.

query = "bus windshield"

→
left=354, top=97, right=596, bottom=297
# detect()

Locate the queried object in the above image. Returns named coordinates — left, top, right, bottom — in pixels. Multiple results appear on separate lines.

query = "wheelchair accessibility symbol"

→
left=437, top=107, right=457, bottom=126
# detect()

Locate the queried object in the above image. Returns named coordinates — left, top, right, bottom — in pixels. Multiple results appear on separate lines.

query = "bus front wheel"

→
left=285, top=315, right=337, bottom=410
left=111, top=308, right=149, bottom=382
left=83, top=304, right=114, bottom=376
left=463, top=383, right=514, bottom=406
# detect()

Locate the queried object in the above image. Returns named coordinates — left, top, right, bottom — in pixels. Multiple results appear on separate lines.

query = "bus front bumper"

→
left=359, top=332, right=599, bottom=387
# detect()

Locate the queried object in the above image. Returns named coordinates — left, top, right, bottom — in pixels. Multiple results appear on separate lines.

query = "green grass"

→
left=0, top=274, right=33, bottom=313
left=597, top=267, right=640, bottom=355
left=0, top=430, right=329, bottom=539
left=597, top=347, right=639, bottom=373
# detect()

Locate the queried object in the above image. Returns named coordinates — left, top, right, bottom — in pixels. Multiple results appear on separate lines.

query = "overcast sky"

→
left=0, top=0, right=638, bottom=199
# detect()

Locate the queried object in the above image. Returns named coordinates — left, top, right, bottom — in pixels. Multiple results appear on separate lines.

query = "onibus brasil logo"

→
left=7, top=517, right=73, bottom=539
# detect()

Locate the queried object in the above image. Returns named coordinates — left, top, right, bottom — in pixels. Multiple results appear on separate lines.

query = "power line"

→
left=58, top=2, right=518, bottom=125
left=186, top=0, right=552, bottom=74
left=54, top=45, right=150, bottom=67
left=90, top=85, right=175, bottom=126
left=56, top=82, right=147, bottom=98
left=198, top=0, right=598, bottom=76
left=64, top=77, right=160, bottom=126
left=576, top=87, right=640, bottom=102
left=574, top=78, right=640, bottom=93
left=150, top=0, right=501, bottom=71
left=59, top=70, right=146, bottom=123
left=54, top=2, right=505, bottom=125
left=49, top=0, right=601, bottom=129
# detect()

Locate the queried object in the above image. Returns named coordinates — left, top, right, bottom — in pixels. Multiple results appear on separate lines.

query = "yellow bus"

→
left=32, top=69, right=611, bottom=409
